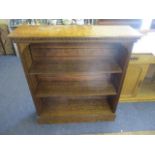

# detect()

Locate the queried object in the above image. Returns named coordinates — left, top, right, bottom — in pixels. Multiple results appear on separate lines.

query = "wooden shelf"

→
left=35, top=81, right=117, bottom=97
left=29, top=59, right=122, bottom=75
left=38, top=97, right=115, bottom=123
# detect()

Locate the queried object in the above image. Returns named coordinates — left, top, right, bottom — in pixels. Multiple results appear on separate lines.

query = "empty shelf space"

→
left=38, top=97, right=115, bottom=123
left=29, top=59, right=122, bottom=75
left=35, top=81, right=117, bottom=97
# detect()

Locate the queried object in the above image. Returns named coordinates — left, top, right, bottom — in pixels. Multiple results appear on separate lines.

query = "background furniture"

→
left=96, top=19, right=142, bottom=29
left=120, top=53, right=155, bottom=102
left=9, top=25, right=141, bottom=123
left=9, top=19, right=96, bottom=28
left=120, top=30, right=155, bottom=102
left=0, top=24, right=15, bottom=55
left=0, top=28, right=6, bottom=54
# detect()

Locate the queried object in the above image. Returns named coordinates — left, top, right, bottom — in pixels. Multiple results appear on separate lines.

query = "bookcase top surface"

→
left=9, top=25, right=142, bottom=41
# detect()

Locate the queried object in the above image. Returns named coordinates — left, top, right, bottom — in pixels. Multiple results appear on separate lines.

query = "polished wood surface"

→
left=38, top=97, right=115, bottom=123
left=30, top=43, right=118, bottom=60
left=36, top=74, right=111, bottom=82
left=9, top=25, right=140, bottom=123
left=9, top=25, right=141, bottom=40
left=29, top=42, right=122, bottom=75
left=30, top=42, right=121, bottom=48
left=17, top=44, right=42, bottom=114
left=35, top=80, right=117, bottom=97
left=29, top=59, right=122, bottom=75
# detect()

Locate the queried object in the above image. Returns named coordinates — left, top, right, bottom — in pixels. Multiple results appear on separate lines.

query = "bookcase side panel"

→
left=17, top=43, right=42, bottom=114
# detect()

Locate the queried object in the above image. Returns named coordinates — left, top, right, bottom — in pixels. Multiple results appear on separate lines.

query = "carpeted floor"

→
left=0, top=56, right=155, bottom=135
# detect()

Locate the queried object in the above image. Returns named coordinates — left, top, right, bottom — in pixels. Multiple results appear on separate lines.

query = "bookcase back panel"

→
left=30, top=42, right=120, bottom=61
left=36, top=74, right=111, bottom=82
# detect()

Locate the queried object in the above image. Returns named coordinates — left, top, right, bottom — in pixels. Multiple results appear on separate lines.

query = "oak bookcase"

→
left=9, top=25, right=141, bottom=123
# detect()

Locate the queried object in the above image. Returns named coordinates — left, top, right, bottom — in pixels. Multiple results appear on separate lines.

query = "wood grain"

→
left=30, top=42, right=118, bottom=49
left=38, top=97, right=115, bottom=123
left=29, top=59, right=122, bottom=75
left=17, top=44, right=42, bottom=114
left=30, top=48, right=117, bottom=61
left=36, top=74, right=110, bottom=82
left=9, top=25, right=140, bottom=123
left=35, top=80, right=117, bottom=97
left=9, top=25, right=141, bottom=39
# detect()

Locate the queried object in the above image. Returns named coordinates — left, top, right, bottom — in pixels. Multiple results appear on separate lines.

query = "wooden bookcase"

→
left=9, top=25, right=141, bottom=123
